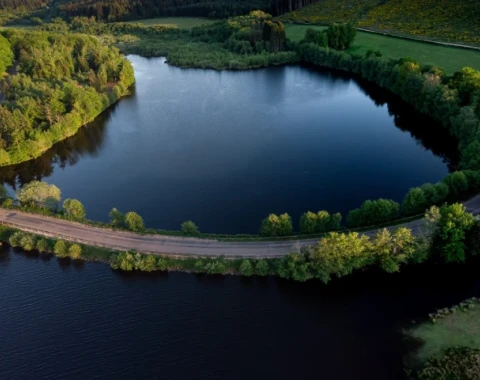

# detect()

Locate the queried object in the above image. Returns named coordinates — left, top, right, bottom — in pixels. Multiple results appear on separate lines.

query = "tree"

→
left=109, top=208, right=125, bottom=227
left=68, top=244, right=82, bottom=259
left=260, top=213, right=293, bottom=236
left=63, top=198, right=86, bottom=219
left=466, top=220, right=480, bottom=257
left=435, top=204, right=474, bottom=263
left=8, top=231, right=24, bottom=247
left=20, top=234, right=37, bottom=251
left=329, top=212, right=342, bottom=231
left=299, top=211, right=317, bottom=234
left=309, top=232, right=371, bottom=283
left=125, top=211, right=144, bottom=232
left=36, top=238, right=50, bottom=253
left=443, top=171, right=469, bottom=197
left=255, top=260, right=269, bottom=276
left=54, top=240, right=69, bottom=258
left=16, top=181, right=61, bottom=210
left=239, top=259, right=254, bottom=276
left=110, top=251, right=135, bottom=271
left=402, top=187, right=427, bottom=215
left=370, top=228, right=415, bottom=273
left=181, top=220, right=200, bottom=235
left=136, top=255, right=157, bottom=272
left=0, top=185, right=7, bottom=200
left=460, top=140, right=480, bottom=171
left=347, top=199, right=399, bottom=227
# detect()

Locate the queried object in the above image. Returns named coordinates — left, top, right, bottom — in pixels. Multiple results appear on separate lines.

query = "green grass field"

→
left=126, top=17, right=216, bottom=29
left=407, top=299, right=480, bottom=362
left=285, top=24, right=480, bottom=74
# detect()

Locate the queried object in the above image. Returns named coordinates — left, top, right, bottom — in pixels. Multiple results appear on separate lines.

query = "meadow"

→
left=285, top=24, right=480, bottom=74
left=126, top=17, right=216, bottom=29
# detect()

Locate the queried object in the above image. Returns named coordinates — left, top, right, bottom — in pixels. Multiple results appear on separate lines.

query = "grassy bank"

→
left=405, top=298, right=480, bottom=379
left=126, top=17, right=216, bottom=29
left=285, top=24, right=480, bottom=74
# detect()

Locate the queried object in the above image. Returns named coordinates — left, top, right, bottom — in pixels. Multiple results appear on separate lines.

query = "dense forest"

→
left=57, top=0, right=319, bottom=20
left=0, top=29, right=134, bottom=165
left=0, top=0, right=48, bottom=10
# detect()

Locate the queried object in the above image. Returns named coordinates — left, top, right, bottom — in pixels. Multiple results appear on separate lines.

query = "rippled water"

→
left=0, top=56, right=457, bottom=233
left=1, top=248, right=479, bottom=379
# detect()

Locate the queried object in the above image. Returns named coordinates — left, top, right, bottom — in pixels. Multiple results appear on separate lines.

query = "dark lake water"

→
left=0, top=56, right=457, bottom=233
left=1, top=247, right=479, bottom=380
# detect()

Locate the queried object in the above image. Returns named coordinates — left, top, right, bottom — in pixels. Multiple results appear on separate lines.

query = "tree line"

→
left=57, top=0, right=318, bottom=21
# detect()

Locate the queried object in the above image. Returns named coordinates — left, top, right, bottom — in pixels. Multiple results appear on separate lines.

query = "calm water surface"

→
left=0, top=56, right=457, bottom=233
left=1, top=248, right=479, bottom=379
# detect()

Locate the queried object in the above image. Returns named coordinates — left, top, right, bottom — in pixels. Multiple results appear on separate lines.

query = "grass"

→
left=278, top=0, right=480, bottom=45
left=408, top=298, right=480, bottom=363
left=126, top=17, right=216, bottom=29
left=285, top=24, right=480, bottom=74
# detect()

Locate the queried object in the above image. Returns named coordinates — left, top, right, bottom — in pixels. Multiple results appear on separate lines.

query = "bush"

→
left=434, top=203, right=475, bottom=263
left=68, top=243, right=82, bottom=259
left=300, top=210, right=343, bottom=234
left=402, top=187, right=428, bottom=216
left=63, top=198, right=86, bottom=219
left=2, top=198, right=14, bottom=208
left=417, top=346, right=480, bottom=380
left=346, top=199, right=400, bottom=227
left=125, top=211, right=144, bottom=232
left=110, top=251, right=135, bottom=271
left=443, top=171, right=469, bottom=197
left=8, top=231, right=24, bottom=247
left=16, top=181, right=61, bottom=210
left=239, top=259, right=254, bottom=276
left=260, top=213, right=293, bottom=236
left=20, top=234, right=36, bottom=251
left=181, top=220, right=200, bottom=235
left=109, top=208, right=125, bottom=227
left=36, top=238, right=50, bottom=253
left=54, top=240, right=69, bottom=258
left=255, top=259, right=269, bottom=276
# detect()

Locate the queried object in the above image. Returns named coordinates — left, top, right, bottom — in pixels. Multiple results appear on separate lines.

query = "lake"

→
left=1, top=247, right=479, bottom=379
left=0, top=56, right=457, bottom=234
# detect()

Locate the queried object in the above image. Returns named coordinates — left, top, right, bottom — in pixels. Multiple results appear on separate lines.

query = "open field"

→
left=126, top=17, right=216, bottom=29
left=285, top=24, right=480, bottom=74
left=279, top=0, right=480, bottom=45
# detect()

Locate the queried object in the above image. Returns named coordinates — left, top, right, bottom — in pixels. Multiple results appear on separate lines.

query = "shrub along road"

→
left=0, top=195, right=479, bottom=258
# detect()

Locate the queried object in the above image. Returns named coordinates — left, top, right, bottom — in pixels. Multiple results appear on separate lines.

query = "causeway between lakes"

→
left=0, top=195, right=479, bottom=257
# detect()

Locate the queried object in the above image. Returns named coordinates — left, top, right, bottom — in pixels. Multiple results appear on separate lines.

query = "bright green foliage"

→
left=20, top=234, right=36, bottom=251
left=435, top=203, right=475, bottom=263
left=443, top=171, right=469, bottom=197
left=156, top=257, right=169, bottom=271
left=346, top=199, right=399, bottom=227
left=450, top=67, right=480, bottom=106
left=0, top=34, right=13, bottom=74
left=110, top=251, right=135, bottom=271
left=109, top=208, right=125, bottom=227
left=68, top=244, right=82, bottom=259
left=370, top=228, right=415, bottom=273
left=402, top=187, right=428, bottom=215
left=181, top=220, right=200, bottom=235
left=125, top=212, right=144, bottom=232
left=137, top=254, right=157, bottom=272
left=203, top=260, right=227, bottom=274
left=417, top=347, right=480, bottom=380
left=36, top=238, right=50, bottom=253
left=54, top=240, right=69, bottom=258
left=260, top=213, right=293, bottom=236
left=309, top=232, right=371, bottom=283
left=299, top=210, right=342, bottom=234
left=239, top=259, right=254, bottom=276
left=16, top=181, right=61, bottom=210
left=63, top=198, right=86, bottom=219
left=2, top=198, right=13, bottom=207
left=255, top=259, right=269, bottom=276
left=8, top=231, right=24, bottom=247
